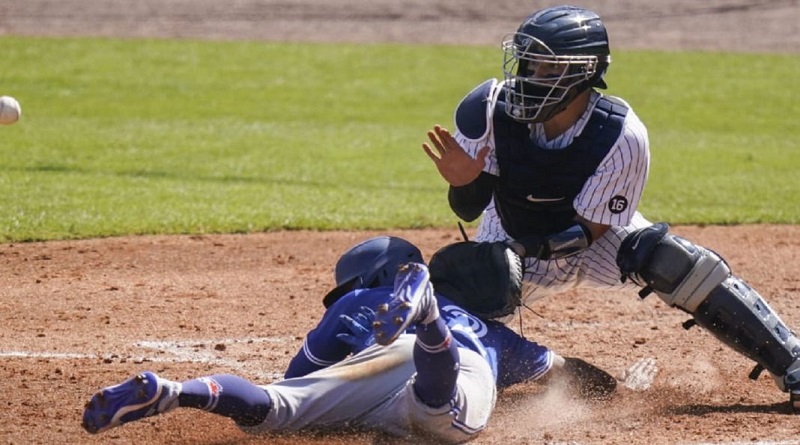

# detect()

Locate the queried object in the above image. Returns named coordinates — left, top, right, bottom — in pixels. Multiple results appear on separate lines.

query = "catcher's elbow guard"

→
left=617, top=224, right=800, bottom=394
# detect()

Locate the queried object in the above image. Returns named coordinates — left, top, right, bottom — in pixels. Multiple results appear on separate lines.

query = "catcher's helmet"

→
left=322, top=236, right=424, bottom=308
left=502, top=5, right=611, bottom=123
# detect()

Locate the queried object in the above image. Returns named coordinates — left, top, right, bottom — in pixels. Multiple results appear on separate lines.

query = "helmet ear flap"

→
left=591, top=59, right=610, bottom=89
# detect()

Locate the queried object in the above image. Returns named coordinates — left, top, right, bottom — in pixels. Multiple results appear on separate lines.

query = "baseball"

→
left=0, top=96, right=22, bottom=125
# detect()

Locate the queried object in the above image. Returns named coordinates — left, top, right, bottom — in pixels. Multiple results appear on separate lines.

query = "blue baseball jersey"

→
left=285, top=287, right=553, bottom=389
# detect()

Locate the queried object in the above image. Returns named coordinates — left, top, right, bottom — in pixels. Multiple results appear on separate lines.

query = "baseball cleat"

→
left=373, top=262, right=437, bottom=346
left=82, top=371, right=179, bottom=434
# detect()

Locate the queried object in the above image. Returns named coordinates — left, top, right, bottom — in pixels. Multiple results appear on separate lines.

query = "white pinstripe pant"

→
left=474, top=204, right=652, bottom=308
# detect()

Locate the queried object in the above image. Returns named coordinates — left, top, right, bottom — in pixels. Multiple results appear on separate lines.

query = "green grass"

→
left=0, top=37, right=798, bottom=242
left=610, top=51, right=800, bottom=223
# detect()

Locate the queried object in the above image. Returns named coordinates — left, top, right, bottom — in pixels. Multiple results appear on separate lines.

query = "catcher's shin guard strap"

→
left=692, top=276, right=800, bottom=384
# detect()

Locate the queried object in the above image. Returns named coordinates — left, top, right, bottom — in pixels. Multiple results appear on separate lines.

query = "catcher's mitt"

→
left=428, top=241, right=523, bottom=320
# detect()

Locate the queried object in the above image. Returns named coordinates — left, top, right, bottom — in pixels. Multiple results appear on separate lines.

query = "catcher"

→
left=82, top=236, right=618, bottom=442
left=423, top=4, right=800, bottom=409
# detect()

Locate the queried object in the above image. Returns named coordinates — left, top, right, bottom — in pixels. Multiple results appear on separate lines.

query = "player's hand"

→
left=422, top=125, right=490, bottom=187
left=336, top=307, right=376, bottom=353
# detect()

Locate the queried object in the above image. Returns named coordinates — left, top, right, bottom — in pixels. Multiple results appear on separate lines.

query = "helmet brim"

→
left=322, top=276, right=360, bottom=308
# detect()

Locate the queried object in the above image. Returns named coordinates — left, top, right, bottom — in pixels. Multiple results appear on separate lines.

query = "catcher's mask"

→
left=502, top=5, right=611, bottom=123
left=322, top=236, right=424, bottom=308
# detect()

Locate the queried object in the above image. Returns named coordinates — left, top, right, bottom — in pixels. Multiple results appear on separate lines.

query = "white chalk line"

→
left=0, top=351, right=97, bottom=360
left=0, top=335, right=295, bottom=381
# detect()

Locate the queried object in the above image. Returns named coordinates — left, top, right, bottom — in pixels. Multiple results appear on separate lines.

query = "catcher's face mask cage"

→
left=502, top=33, right=607, bottom=123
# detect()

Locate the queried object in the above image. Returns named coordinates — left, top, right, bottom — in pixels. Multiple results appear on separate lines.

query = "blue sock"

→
left=179, top=374, right=272, bottom=427
left=412, top=317, right=460, bottom=407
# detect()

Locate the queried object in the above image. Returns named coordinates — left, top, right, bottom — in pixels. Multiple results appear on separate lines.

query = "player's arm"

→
left=507, top=214, right=611, bottom=260
left=424, top=126, right=494, bottom=222
left=447, top=172, right=496, bottom=222
left=424, top=79, right=500, bottom=221
left=490, top=321, right=556, bottom=388
left=284, top=325, right=349, bottom=378
left=284, top=291, right=368, bottom=378
left=574, top=105, right=650, bottom=227
left=492, top=322, right=617, bottom=397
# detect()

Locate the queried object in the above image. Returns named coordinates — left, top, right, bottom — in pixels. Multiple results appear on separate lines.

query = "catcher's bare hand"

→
left=422, top=125, right=489, bottom=187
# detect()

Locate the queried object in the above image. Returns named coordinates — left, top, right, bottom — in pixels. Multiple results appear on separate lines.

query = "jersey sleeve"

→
left=284, top=310, right=353, bottom=378
left=284, top=288, right=390, bottom=378
left=574, top=103, right=650, bottom=227
left=492, top=324, right=556, bottom=388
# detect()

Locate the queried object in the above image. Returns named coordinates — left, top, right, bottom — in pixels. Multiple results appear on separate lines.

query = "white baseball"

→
left=0, top=96, right=22, bottom=125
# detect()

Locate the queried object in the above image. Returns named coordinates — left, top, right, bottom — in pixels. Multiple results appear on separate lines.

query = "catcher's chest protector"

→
left=491, top=96, right=628, bottom=238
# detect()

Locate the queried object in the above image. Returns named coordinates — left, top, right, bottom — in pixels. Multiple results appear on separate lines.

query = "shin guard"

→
left=618, top=224, right=800, bottom=402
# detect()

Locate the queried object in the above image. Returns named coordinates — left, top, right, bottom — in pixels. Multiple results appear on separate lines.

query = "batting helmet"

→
left=501, top=5, right=611, bottom=123
left=322, top=236, right=424, bottom=308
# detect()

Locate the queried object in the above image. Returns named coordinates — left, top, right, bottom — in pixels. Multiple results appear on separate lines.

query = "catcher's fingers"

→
left=422, top=142, right=440, bottom=162
left=423, top=131, right=447, bottom=161
left=423, top=125, right=461, bottom=158
left=619, top=357, right=658, bottom=391
left=432, top=125, right=460, bottom=154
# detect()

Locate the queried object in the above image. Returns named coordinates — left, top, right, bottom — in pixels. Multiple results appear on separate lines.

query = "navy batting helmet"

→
left=322, top=236, right=424, bottom=308
left=501, top=5, right=611, bottom=123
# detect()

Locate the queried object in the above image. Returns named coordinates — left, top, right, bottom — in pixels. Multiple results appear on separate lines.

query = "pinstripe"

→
left=457, top=91, right=653, bottom=307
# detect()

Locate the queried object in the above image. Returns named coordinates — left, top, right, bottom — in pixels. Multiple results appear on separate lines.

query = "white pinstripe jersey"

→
left=454, top=84, right=653, bottom=308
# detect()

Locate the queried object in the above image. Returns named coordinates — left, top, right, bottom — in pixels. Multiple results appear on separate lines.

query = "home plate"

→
left=620, top=357, right=658, bottom=391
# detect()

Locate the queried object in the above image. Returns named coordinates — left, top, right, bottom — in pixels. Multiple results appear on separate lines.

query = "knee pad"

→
left=618, top=224, right=800, bottom=391
left=618, top=223, right=730, bottom=311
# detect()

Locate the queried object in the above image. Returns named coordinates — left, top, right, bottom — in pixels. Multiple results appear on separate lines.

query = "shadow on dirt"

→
left=666, top=401, right=793, bottom=416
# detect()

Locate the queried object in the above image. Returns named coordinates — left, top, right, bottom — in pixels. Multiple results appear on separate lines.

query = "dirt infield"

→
left=2, top=1, right=800, bottom=444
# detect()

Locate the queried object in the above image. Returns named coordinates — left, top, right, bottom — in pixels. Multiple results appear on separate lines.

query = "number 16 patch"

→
left=608, top=195, right=628, bottom=214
